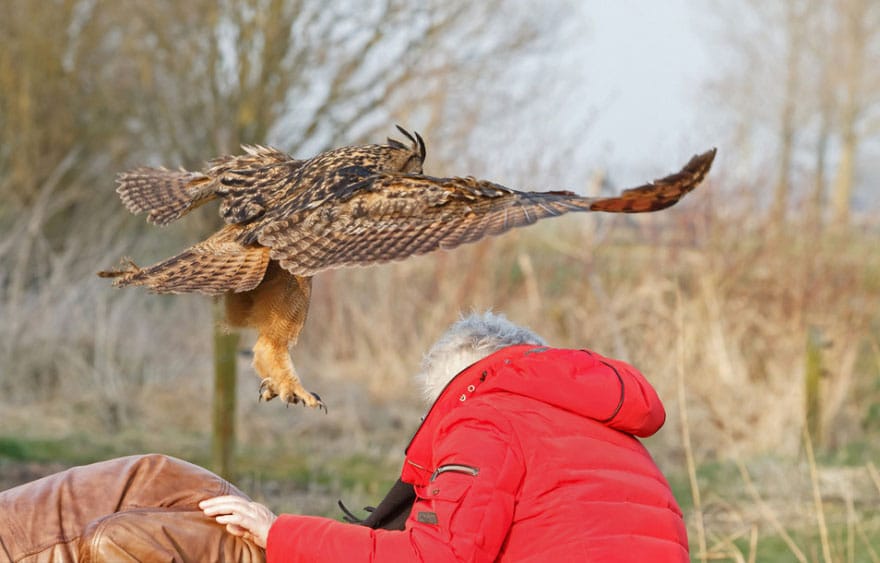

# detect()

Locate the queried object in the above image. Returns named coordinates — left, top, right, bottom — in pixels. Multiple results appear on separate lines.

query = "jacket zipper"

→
left=405, top=345, right=534, bottom=455
left=430, top=463, right=480, bottom=481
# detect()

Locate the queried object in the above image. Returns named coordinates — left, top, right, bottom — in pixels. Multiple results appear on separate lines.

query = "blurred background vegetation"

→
left=1, top=0, right=879, bottom=561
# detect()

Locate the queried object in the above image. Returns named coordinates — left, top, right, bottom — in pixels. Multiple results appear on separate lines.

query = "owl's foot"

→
left=259, top=378, right=327, bottom=413
left=251, top=335, right=326, bottom=413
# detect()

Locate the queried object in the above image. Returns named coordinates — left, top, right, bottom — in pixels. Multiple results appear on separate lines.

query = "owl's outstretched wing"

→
left=588, top=148, right=716, bottom=212
left=98, top=227, right=270, bottom=294
left=115, top=145, right=303, bottom=226
left=257, top=148, right=716, bottom=276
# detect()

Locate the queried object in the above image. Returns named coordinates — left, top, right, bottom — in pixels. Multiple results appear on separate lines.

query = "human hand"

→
left=200, top=495, right=277, bottom=549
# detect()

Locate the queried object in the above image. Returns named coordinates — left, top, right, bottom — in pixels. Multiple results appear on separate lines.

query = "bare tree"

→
left=829, top=0, right=880, bottom=225
left=703, top=0, right=880, bottom=224
left=0, top=1, right=141, bottom=388
left=806, top=0, right=837, bottom=227
left=772, top=0, right=809, bottom=223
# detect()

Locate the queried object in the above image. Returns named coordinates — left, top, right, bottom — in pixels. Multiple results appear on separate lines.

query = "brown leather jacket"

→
left=0, top=454, right=265, bottom=563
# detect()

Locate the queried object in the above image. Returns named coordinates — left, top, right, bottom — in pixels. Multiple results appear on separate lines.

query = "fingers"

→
left=200, top=495, right=277, bottom=549
left=225, top=524, right=258, bottom=548
left=199, top=495, right=252, bottom=515
left=226, top=523, right=246, bottom=535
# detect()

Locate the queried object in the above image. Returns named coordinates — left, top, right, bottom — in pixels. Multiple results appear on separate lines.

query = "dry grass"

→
left=0, top=197, right=878, bottom=559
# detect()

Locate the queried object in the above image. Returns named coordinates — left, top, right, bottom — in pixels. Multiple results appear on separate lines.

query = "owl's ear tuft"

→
left=414, top=131, right=426, bottom=162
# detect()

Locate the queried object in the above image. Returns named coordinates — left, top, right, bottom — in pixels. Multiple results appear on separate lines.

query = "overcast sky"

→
left=574, top=1, right=715, bottom=176
left=568, top=1, right=876, bottom=208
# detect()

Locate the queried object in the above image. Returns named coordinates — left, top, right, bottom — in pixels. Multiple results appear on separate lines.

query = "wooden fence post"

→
left=212, top=300, right=239, bottom=480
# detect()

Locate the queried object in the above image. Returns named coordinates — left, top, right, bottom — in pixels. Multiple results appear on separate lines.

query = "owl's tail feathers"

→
left=116, top=167, right=214, bottom=226
left=97, top=241, right=270, bottom=295
left=588, top=148, right=717, bottom=213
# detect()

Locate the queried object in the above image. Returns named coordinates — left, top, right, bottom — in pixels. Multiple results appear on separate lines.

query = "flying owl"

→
left=99, top=127, right=716, bottom=412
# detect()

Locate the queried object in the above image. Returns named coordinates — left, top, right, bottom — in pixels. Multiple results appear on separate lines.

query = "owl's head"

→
left=384, top=125, right=426, bottom=174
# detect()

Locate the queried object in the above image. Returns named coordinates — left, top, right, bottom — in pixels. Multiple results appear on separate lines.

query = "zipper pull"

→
left=430, top=463, right=480, bottom=481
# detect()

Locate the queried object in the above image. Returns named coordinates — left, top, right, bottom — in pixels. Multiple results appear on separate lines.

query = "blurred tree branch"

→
left=704, top=0, right=880, bottom=226
left=829, top=0, right=879, bottom=226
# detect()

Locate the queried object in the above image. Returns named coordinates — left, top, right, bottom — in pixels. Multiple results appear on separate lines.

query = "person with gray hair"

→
left=418, top=311, right=547, bottom=402
left=203, top=311, right=689, bottom=562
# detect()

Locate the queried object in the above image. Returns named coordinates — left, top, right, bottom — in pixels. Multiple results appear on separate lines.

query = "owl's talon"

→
left=259, top=378, right=279, bottom=402
left=311, top=392, right=328, bottom=414
left=258, top=376, right=325, bottom=412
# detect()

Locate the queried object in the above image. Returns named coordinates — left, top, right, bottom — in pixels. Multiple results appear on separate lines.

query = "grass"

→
left=662, top=451, right=880, bottom=562
left=0, top=429, right=213, bottom=470
left=4, top=427, right=880, bottom=556
left=0, top=430, right=401, bottom=519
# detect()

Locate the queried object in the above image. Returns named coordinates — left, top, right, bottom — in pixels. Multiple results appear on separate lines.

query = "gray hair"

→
left=417, top=311, right=546, bottom=403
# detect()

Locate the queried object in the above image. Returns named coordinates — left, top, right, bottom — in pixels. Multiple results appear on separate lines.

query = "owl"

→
left=99, top=127, right=715, bottom=411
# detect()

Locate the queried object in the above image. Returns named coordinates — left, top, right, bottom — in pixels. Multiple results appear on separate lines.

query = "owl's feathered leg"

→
left=227, top=264, right=324, bottom=411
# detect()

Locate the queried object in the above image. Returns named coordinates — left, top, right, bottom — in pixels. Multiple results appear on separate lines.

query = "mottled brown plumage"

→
left=99, top=126, right=716, bottom=411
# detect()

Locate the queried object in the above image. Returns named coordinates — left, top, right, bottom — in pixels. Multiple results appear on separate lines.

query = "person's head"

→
left=417, top=311, right=546, bottom=403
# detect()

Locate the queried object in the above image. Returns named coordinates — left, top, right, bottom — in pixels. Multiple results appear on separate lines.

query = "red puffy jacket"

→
left=267, top=345, right=688, bottom=562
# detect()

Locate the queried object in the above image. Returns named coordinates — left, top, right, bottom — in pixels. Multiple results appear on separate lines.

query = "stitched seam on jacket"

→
left=463, top=399, right=526, bottom=558
left=84, top=507, right=212, bottom=561
left=9, top=473, right=234, bottom=560
left=473, top=398, right=528, bottom=497
left=86, top=512, right=111, bottom=562
left=113, top=477, right=231, bottom=512
left=572, top=465, right=678, bottom=493
left=575, top=530, right=688, bottom=548
left=596, top=360, right=625, bottom=423
left=14, top=536, right=82, bottom=561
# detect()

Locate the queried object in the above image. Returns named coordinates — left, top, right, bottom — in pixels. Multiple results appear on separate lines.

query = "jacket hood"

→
left=405, top=345, right=667, bottom=475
